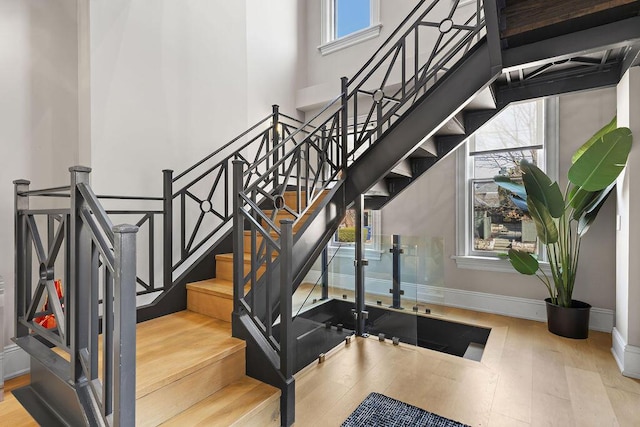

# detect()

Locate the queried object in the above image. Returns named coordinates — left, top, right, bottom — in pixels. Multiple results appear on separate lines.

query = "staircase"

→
left=11, top=0, right=640, bottom=426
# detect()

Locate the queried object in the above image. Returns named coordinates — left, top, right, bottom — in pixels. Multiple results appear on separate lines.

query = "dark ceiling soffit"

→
left=502, top=16, right=640, bottom=71
left=496, top=63, right=622, bottom=105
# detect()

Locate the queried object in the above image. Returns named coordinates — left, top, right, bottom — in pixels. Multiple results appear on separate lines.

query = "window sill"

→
left=452, top=255, right=552, bottom=275
left=318, top=23, right=382, bottom=56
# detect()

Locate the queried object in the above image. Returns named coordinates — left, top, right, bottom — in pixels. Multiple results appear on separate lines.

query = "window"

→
left=319, top=0, right=382, bottom=56
left=455, top=98, right=558, bottom=272
left=329, top=208, right=382, bottom=259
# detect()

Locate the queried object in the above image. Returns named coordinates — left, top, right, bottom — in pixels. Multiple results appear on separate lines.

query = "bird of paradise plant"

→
left=494, top=117, right=632, bottom=307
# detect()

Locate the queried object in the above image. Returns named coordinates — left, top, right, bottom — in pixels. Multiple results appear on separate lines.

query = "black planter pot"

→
left=545, top=298, right=591, bottom=339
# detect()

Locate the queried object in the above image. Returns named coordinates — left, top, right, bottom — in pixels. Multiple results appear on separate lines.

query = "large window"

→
left=455, top=98, right=558, bottom=271
left=320, top=0, right=381, bottom=55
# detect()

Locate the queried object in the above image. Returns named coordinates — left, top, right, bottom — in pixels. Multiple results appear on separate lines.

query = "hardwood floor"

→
left=2, top=306, right=639, bottom=426
left=0, top=376, right=37, bottom=426
left=294, top=306, right=640, bottom=426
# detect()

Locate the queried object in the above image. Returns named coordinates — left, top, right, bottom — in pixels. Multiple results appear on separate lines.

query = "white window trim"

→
left=328, top=209, right=383, bottom=260
left=319, top=0, right=382, bottom=56
left=454, top=97, right=559, bottom=273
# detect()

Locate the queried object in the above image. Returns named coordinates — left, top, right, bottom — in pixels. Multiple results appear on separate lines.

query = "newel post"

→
left=232, top=160, right=245, bottom=312
left=13, top=179, right=30, bottom=338
left=341, top=76, right=349, bottom=176
left=112, top=224, right=138, bottom=427
left=68, top=165, right=92, bottom=383
left=272, top=104, right=280, bottom=188
left=279, top=218, right=295, bottom=426
left=162, top=169, right=173, bottom=289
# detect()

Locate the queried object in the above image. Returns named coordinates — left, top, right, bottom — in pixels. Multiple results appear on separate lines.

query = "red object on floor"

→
left=34, top=279, right=64, bottom=329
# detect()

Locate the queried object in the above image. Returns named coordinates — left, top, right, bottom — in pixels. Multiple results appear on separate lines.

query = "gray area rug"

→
left=342, top=392, right=471, bottom=427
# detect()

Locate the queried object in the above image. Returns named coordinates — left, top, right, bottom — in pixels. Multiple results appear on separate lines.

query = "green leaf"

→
left=577, top=183, right=614, bottom=236
left=568, top=127, right=632, bottom=191
left=527, top=196, right=558, bottom=244
left=569, top=186, right=597, bottom=221
left=494, top=175, right=527, bottom=200
left=508, top=249, right=539, bottom=275
left=521, top=160, right=564, bottom=218
left=572, top=116, right=617, bottom=164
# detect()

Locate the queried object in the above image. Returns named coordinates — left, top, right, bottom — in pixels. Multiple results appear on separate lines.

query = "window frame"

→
left=454, top=97, right=559, bottom=272
left=319, top=0, right=382, bottom=56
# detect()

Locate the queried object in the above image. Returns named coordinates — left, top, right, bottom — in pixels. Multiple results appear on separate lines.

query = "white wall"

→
left=381, top=87, right=618, bottom=310
left=246, top=0, right=304, bottom=121
left=0, top=0, right=81, bottom=354
left=90, top=0, right=249, bottom=196
left=1, top=0, right=303, bottom=375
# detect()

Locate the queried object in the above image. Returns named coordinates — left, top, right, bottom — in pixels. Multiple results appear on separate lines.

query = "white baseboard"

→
left=611, top=327, right=640, bottom=379
left=305, top=272, right=614, bottom=332
left=4, top=344, right=29, bottom=380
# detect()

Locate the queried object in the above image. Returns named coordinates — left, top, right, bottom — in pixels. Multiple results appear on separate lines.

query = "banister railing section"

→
left=14, top=166, right=138, bottom=426
left=231, top=1, right=492, bottom=425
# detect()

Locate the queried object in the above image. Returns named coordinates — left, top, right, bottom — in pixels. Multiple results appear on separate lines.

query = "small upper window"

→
left=335, top=0, right=371, bottom=38
left=320, top=0, right=382, bottom=55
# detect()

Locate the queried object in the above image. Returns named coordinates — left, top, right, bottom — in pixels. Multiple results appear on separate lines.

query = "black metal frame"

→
left=13, top=167, right=138, bottom=426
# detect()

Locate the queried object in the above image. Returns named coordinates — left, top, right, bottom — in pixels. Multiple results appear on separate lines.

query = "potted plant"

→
left=494, top=118, right=632, bottom=339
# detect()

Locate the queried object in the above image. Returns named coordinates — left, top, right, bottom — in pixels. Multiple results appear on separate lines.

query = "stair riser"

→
left=216, top=258, right=266, bottom=282
left=188, top=289, right=233, bottom=322
left=136, top=349, right=245, bottom=427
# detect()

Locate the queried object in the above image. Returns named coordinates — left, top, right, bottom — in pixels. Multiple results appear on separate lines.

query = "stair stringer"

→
left=344, top=40, right=500, bottom=203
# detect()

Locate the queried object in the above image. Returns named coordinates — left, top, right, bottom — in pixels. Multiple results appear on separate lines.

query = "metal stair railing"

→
left=344, top=0, right=488, bottom=164
left=14, top=167, right=138, bottom=426
left=165, top=106, right=308, bottom=284
left=234, top=0, right=491, bottom=345
left=232, top=2, right=499, bottom=426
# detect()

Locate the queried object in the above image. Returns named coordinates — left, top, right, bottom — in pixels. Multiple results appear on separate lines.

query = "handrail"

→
left=173, top=112, right=273, bottom=181
left=243, top=95, right=343, bottom=178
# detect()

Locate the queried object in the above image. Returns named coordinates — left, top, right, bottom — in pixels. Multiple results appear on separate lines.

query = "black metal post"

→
left=162, top=169, right=173, bottom=290
left=280, top=218, right=295, bottom=426
left=272, top=104, right=280, bottom=188
left=112, top=224, right=138, bottom=427
left=483, top=0, right=503, bottom=76
left=232, top=160, right=245, bottom=313
left=13, top=179, right=30, bottom=338
left=390, top=235, right=404, bottom=309
left=340, top=77, right=349, bottom=176
left=69, top=165, right=92, bottom=383
left=354, top=194, right=367, bottom=335
left=321, top=245, right=329, bottom=300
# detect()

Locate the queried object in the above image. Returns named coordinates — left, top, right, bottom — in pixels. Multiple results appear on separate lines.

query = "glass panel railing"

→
left=362, top=234, right=418, bottom=346
left=287, top=244, right=356, bottom=373
left=286, top=233, right=490, bottom=366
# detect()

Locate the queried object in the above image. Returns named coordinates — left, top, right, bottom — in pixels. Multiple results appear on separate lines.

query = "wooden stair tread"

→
left=216, top=252, right=276, bottom=262
left=187, top=278, right=234, bottom=299
left=136, top=311, right=245, bottom=397
left=160, top=376, right=280, bottom=426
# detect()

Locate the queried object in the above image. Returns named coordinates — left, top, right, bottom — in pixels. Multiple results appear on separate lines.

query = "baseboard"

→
left=611, top=327, right=640, bottom=379
left=305, top=271, right=614, bottom=332
left=4, top=343, right=30, bottom=380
